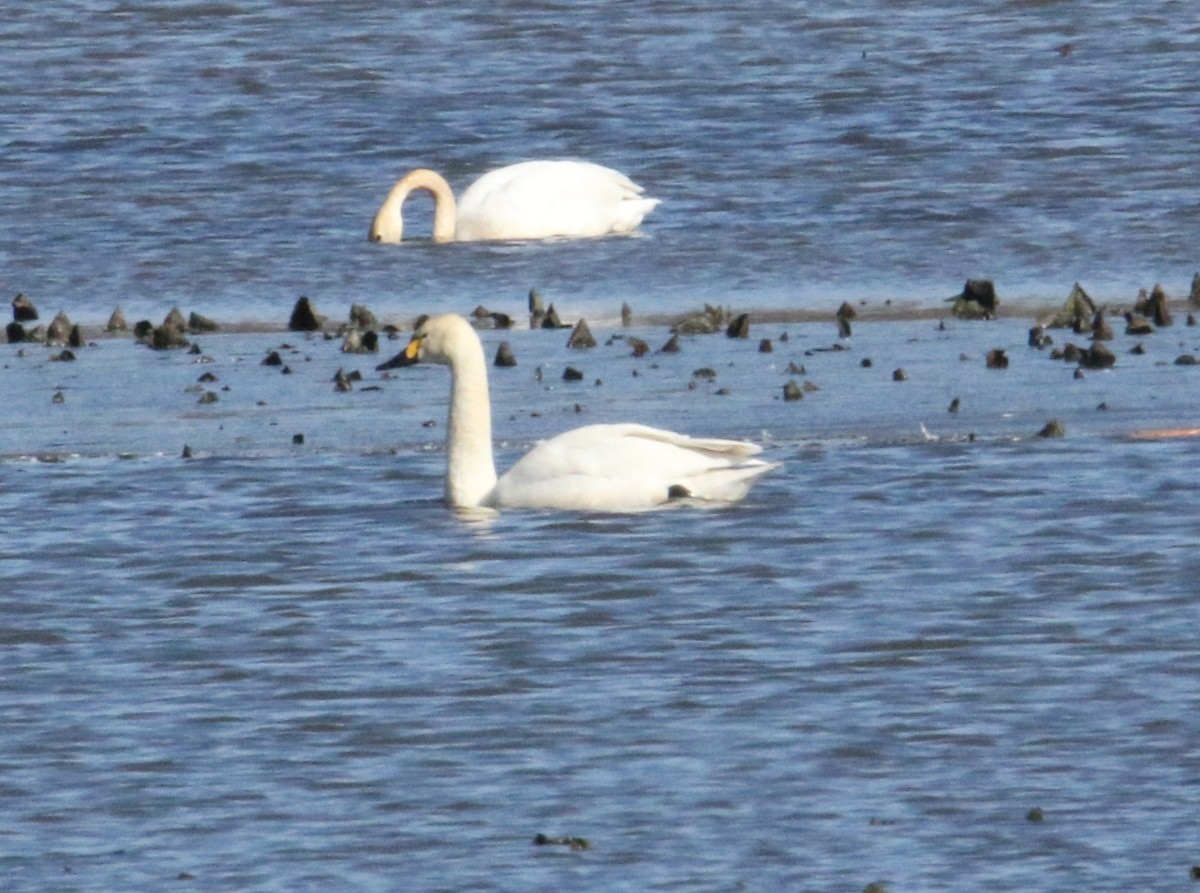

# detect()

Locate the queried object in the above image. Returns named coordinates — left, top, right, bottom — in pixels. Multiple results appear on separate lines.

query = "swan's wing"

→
left=488, top=424, right=777, bottom=511
left=456, top=161, right=659, bottom=241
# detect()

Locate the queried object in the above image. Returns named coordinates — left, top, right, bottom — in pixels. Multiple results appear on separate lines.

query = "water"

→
left=2, top=3, right=1200, bottom=890
left=2, top=1, right=1199, bottom=326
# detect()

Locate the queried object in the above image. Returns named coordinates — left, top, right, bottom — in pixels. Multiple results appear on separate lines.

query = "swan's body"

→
left=369, top=160, right=659, bottom=244
left=379, top=315, right=778, bottom=511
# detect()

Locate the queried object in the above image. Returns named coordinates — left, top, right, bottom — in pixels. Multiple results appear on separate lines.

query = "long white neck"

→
left=444, top=336, right=498, bottom=507
left=370, top=169, right=458, bottom=243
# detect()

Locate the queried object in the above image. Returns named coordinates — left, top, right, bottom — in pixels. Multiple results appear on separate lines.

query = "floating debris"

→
left=533, top=834, right=590, bottom=851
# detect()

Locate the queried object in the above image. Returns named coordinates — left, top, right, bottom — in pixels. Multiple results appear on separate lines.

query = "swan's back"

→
left=455, top=160, right=659, bottom=241
left=488, top=424, right=778, bottom=511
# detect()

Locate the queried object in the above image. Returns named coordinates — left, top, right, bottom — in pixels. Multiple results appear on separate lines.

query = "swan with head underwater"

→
left=369, top=160, right=660, bottom=243
left=379, top=314, right=780, bottom=511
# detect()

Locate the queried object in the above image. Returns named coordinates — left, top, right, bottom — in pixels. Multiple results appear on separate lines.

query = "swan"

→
left=368, top=160, right=660, bottom=243
left=378, top=314, right=779, bottom=511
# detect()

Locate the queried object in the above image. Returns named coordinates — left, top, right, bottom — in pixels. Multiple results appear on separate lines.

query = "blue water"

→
left=2, top=4, right=1200, bottom=891
left=2, top=1, right=1199, bottom=326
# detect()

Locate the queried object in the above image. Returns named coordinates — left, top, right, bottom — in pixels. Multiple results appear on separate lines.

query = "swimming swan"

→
left=368, top=160, right=660, bottom=243
left=378, top=314, right=778, bottom=511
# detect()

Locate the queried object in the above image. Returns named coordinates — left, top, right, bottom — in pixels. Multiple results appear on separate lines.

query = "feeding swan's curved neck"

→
left=384, top=168, right=458, bottom=243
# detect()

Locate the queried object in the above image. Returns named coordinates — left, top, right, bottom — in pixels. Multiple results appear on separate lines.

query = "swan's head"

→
left=376, top=314, right=476, bottom=370
left=368, top=206, right=402, bottom=244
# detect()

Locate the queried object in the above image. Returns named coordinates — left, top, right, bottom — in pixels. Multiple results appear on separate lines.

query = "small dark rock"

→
left=726, top=312, right=751, bottom=339
left=1028, top=324, right=1051, bottom=348
left=1036, top=420, right=1065, bottom=438
left=1091, top=310, right=1113, bottom=341
left=288, top=296, right=324, bottom=332
left=197, top=390, right=219, bottom=404
left=567, top=318, right=596, bottom=349
left=292, top=433, right=305, bottom=445
left=758, top=338, right=773, bottom=353
left=46, top=312, right=72, bottom=345
left=787, top=361, right=806, bottom=374
left=893, top=368, right=908, bottom=381
left=1080, top=342, right=1116, bottom=369
left=1026, top=806, right=1045, bottom=822
left=950, top=279, right=998, bottom=319
left=986, top=348, right=1009, bottom=369
left=151, top=326, right=190, bottom=350
left=1175, top=354, right=1199, bottom=366
left=1125, top=312, right=1154, bottom=336
left=106, top=308, right=128, bottom=332
left=162, top=307, right=187, bottom=332
left=11, top=293, right=38, bottom=322
left=692, top=367, right=717, bottom=382
left=627, top=337, right=650, bottom=358
left=494, top=341, right=517, bottom=367
left=528, top=289, right=545, bottom=328
left=262, top=350, right=284, bottom=366
left=181, top=445, right=193, bottom=459
left=6, top=321, right=26, bottom=343
left=1130, top=343, right=1146, bottom=355
left=51, top=349, right=75, bottom=362
left=949, top=397, right=960, bottom=413
left=188, top=312, right=219, bottom=333
left=68, top=325, right=84, bottom=348
left=783, top=380, right=804, bottom=401
left=542, top=303, right=566, bottom=329
left=860, top=358, right=872, bottom=368
left=659, top=334, right=681, bottom=353
left=133, top=320, right=154, bottom=340
left=562, top=366, right=584, bottom=381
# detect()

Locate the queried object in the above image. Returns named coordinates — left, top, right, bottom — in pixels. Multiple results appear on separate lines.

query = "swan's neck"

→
left=444, top=339, right=498, bottom=507
left=397, top=168, right=457, bottom=243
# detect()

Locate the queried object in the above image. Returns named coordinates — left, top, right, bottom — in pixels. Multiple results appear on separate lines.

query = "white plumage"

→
left=369, top=160, right=659, bottom=243
left=379, top=315, right=778, bottom=511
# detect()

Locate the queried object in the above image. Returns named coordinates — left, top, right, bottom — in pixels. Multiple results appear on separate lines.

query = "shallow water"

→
left=3, top=318, right=1200, bottom=890
left=3, top=3, right=1200, bottom=890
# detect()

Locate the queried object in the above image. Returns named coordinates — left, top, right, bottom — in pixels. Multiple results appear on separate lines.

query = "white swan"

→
left=368, top=160, right=660, bottom=243
left=379, top=314, right=779, bottom=511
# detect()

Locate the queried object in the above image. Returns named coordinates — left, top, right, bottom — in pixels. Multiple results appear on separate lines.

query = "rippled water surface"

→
left=2, top=316, right=1200, bottom=891
left=2, top=0, right=1199, bottom=324
left=3, top=3, right=1200, bottom=890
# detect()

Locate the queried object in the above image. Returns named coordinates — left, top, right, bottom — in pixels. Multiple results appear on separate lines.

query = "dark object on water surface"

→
left=986, top=348, right=1009, bottom=369
left=288, top=296, right=323, bottom=332
left=950, top=279, right=998, bottom=319
left=567, top=318, right=596, bottom=349
left=1135, top=283, right=1173, bottom=327
left=726, top=312, right=751, bottom=339
left=494, top=341, right=517, bottom=367
left=1036, top=420, right=1065, bottom=438
left=533, top=833, right=590, bottom=851
left=12, top=293, right=38, bottom=322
